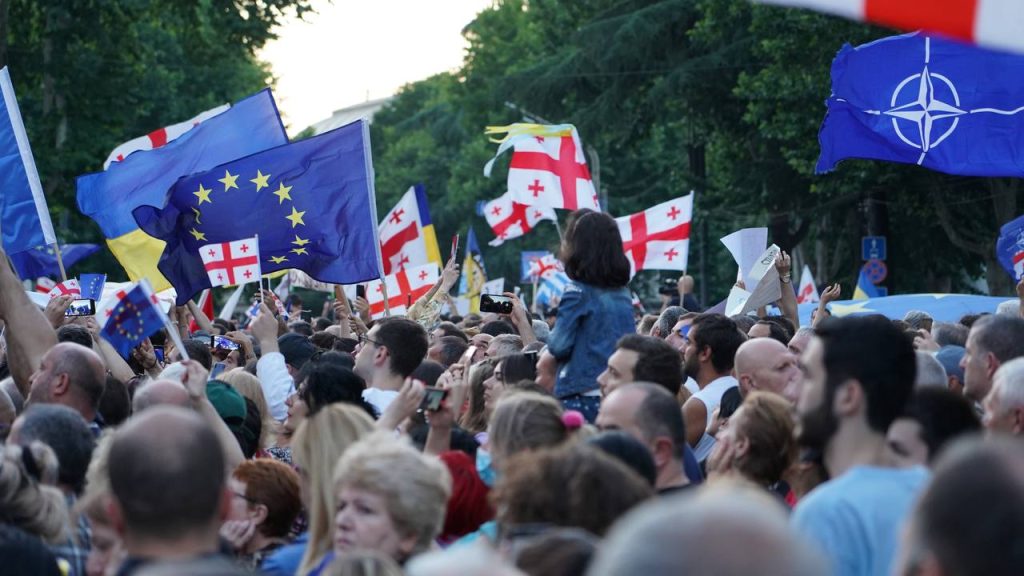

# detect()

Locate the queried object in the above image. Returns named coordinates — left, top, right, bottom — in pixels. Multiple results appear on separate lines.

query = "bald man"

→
left=26, top=342, right=106, bottom=433
left=132, top=379, right=191, bottom=413
left=734, top=338, right=801, bottom=404
left=107, top=406, right=246, bottom=575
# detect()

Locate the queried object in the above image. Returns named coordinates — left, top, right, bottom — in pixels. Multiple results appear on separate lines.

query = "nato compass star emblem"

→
left=861, top=37, right=1024, bottom=166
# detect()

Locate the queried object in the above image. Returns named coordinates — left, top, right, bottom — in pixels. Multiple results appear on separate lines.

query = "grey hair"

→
left=588, top=484, right=826, bottom=576
left=531, top=319, right=551, bottom=343
left=991, top=357, right=1024, bottom=414
left=904, top=310, right=933, bottom=329
left=996, top=300, right=1022, bottom=318
left=655, top=306, right=686, bottom=338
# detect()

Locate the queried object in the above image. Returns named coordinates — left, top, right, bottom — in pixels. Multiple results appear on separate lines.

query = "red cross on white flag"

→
left=484, top=124, right=599, bottom=212
left=48, top=279, right=82, bottom=299
left=199, top=237, right=261, bottom=288
left=797, top=265, right=820, bottom=304
left=378, top=186, right=440, bottom=275
left=364, top=263, right=439, bottom=319
left=483, top=190, right=557, bottom=246
left=615, top=192, right=694, bottom=277
left=103, top=104, right=229, bottom=169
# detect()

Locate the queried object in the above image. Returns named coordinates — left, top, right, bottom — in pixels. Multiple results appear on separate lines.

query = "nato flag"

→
left=817, top=33, right=1024, bottom=177
left=134, top=119, right=383, bottom=305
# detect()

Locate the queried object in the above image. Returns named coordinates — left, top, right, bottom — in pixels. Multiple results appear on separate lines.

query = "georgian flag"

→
left=48, top=279, right=81, bottom=299
left=103, top=104, right=229, bottom=169
left=484, top=124, right=600, bottom=212
left=797, top=265, right=820, bottom=304
left=1015, top=251, right=1024, bottom=280
left=378, top=185, right=440, bottom=275
left=756, top=0, right=1024, bottom=55
left=615, top=192, right=694, bottom=276
left=365, top=263, right=439, bottom=319
left=482, top=190, right=556, bottom=246
left=198, top=237, right=260, bottom=288
left=35, top=277, right=56, bottom=294
left=527, top=254, right=565, bottom=281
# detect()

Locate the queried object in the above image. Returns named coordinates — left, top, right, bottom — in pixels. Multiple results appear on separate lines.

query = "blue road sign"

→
left=862, top=236, right=887, bottom=261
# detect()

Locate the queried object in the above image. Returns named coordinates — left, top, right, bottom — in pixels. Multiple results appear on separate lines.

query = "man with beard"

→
left=680, top=314, right=745, bottom=462
left=793, top=315, right=928, bottom=576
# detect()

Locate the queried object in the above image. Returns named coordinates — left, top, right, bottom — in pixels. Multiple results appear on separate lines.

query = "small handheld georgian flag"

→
left=797, top=265, right=820, bottom=304
left=199, top=237, right=261, bottom=288
left=365, top=263, right=439, bottom=319
left=48, top=279, right=81, bottom=299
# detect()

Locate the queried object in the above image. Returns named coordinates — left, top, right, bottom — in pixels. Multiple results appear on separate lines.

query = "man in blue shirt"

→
left=793, top=315, right=929, bottom=576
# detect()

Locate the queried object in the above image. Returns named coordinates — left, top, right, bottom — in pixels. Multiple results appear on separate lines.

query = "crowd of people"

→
left=1, top=208, right=1023, bottom=576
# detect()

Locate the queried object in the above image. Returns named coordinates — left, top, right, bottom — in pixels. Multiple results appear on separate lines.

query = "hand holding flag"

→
left=99, top=280, right=187, bottom=359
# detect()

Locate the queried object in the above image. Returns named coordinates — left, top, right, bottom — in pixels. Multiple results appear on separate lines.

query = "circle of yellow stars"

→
left=188, top=167, right=311, bottom=265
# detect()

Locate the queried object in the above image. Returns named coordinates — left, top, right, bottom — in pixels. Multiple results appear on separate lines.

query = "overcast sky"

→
left=261, top=0, right=492, bottom=135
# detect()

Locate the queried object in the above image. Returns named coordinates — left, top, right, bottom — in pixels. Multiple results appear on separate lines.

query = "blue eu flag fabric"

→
left=8, top=243, right=101, bottom=279
left=817, top=33, right=1024, bottom=177
left=100, top=282, right=167, bottom=358
left=79, top=273, right=107, bottom=300
left=134, top=120, right=383, bottom=305
left=996, top=213, right=1024, bottom=281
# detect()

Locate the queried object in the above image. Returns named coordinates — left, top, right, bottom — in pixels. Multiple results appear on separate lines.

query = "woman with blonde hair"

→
left=0, top=441, right=68, bottom=544
left=287, top=404, right=376, bottom=575
left=221, top=368, right=278, bottom=452
left=707, top=391, right=799, bottom=496
left=306, top=432, right=451, bottom=573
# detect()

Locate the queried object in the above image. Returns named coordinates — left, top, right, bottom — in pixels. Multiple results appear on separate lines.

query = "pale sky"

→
left=261, top=0, right=493, bottom=135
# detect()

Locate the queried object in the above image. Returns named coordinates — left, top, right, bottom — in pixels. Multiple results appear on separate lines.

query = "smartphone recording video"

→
left=479, top=294, right=514, bottom=314
left=65, top=299, right=96, bottom=317
left=419, top=386, right=448, bottom=412
left=211, top=336, right=240, bottom=350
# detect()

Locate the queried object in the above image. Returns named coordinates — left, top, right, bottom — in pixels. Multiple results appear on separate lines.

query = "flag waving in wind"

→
left=459, top=229, right=487, bottom=313
left=378, top=185, right=441, bottom=275
left=365, top=263, right=439, bottom=319
left=0, top=67, right=57, bottom=256
left=133, top=119, right=382, bottom=305
left=756, top=0, right=1024, bottom=55
left=48, top=279, right=81, bottom=299
left=99, top=280, right=181, bottom=358
left=481, top=190, right=556, bottom=246
left=484, top=124, right=599, bottom=211
left=816, top=33, right=1024, bottom=177
left=104, top=104, right=229, bottom=169
left=616, top=193, right=694, bottom=276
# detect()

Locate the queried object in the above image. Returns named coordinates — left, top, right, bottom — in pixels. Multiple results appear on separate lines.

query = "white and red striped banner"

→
left=757, top=0, right=1024, bottom=54
left=199, top=237, right=260, bottom=288
left=365, top=263, right=439, bottom=319
left=48, top=279, right=81, bottom=299
left=616, top=192, right=694, bottom=276
left=483, top=190, right=556, bottom=246
left=103, top=104, right=230, bottom=169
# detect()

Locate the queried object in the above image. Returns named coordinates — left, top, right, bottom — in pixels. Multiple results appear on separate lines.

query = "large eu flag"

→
left=134, top=120, right=383, bottom=304
left=8, top=243, right=101, bottom=279
left=817, top=33, right=1024, bottom=176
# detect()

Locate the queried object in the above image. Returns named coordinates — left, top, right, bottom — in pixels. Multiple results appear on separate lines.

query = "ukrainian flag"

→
left=414, top=184, right=443, bottom=268
left=459, top=228, right=487, bottom=313
left=853, top=265, right=881, bottom=300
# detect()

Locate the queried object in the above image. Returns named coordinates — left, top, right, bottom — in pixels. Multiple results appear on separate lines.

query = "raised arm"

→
left=775, top=251, right=800, bottom=330
left=0, top=249, right=58, bottom=396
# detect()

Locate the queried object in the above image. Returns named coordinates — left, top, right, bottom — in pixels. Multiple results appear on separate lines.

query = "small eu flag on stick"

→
left=99, top=279, right=188, bottom=360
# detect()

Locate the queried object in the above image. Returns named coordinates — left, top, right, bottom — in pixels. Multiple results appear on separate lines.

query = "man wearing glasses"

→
left=353, top=317, right=428, bottom=415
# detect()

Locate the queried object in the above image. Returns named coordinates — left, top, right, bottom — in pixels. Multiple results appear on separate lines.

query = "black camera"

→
left=658, top=277, right=679, bottom=296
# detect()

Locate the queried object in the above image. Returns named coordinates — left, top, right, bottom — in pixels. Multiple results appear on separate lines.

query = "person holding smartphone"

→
left=545, top=210, right=636, bottom=423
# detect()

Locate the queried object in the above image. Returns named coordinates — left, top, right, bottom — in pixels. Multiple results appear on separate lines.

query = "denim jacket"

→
left=547, top=281, right=635, bottom=398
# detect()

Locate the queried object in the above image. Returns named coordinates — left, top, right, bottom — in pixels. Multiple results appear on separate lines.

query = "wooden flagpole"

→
left=51, top=242, right=68, bottom=281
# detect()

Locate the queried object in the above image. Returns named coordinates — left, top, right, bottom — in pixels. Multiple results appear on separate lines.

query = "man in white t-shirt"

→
left=354, top=317, right=428, bottom=415
left=681, top=313, right=746, bottom=462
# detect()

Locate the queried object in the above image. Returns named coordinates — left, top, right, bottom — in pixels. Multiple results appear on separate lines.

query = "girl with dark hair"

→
left=548, top=210, right=636, bottom=422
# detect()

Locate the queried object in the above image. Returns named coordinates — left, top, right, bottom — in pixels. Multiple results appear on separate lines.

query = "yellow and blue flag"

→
left=0, top=67, right=57, bottom=255
left=853, top=266, right=881, bottom=300
left=459, top=228, right=487, bottom=313
left=76, top=89, right=287, bottom=291
left=133, top=119, right=382, bottom=305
